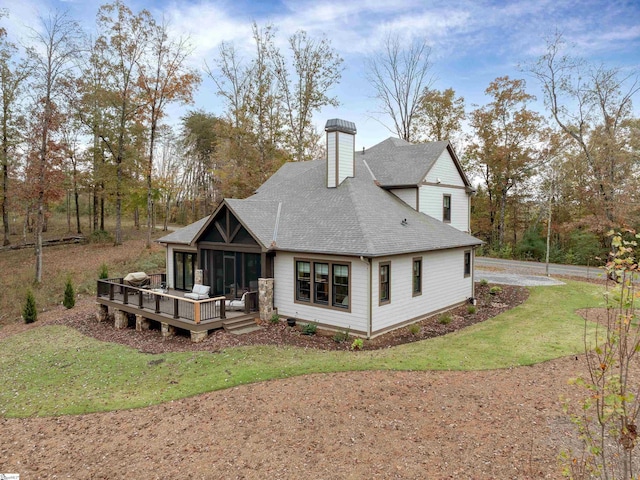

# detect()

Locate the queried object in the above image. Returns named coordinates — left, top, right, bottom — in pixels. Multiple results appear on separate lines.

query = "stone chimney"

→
left=325, top=119, right=356, bottom=188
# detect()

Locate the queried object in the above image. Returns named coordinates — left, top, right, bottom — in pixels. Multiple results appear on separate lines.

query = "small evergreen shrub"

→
left=98, top=263, right=109, bottom=279
left=489, top=286, right=502, bottom=295
left=301, top=322, right=317, bottom=335
left=408, top=323, right=420, bottom=336
left=438, top=313, right=452, bottom=325
left=270, top=313, right=280, bottom=324
left=23, top=290, right=37, bottom=324
left=467, top=305, right=477, bottom=314
left=63, top=277, right=75, bottom=309
left=479, top=278, right=489, bottom=286
left=333, top=328, right=350, bottom=343
left=351, top=338, right=363, bottom=350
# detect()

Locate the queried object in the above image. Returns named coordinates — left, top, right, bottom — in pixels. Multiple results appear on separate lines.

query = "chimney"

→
left=325, top=118, right=356, bottom=188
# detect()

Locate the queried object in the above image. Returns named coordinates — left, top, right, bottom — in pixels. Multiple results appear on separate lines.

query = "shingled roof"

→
left=156, top=216, right=208, bottom=245
left=223, top=155, right=481, bottom=257
left=361, top=138, right=471, bottom=188
left=162, top=137, right=481, bottom=257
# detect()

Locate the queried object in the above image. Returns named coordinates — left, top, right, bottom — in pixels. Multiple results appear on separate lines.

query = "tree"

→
left=467, top=76, right=543, bottom=250
left=26, top=11, right=82, bottom=283
left=270, top=29, right=343, bottom=161
left=413, top=87, right=465, bottom=143
left=94, top=0, right=152, bottom=245
left=366, top=34, right=434, bottom=142
left=137, top=18, right=200, bottom=247
left=63, top=276, right=75, bottom=309
left=528, top=33, right=640, bottom=233
left=180, top=109, right=219, bottom=217
left=23, top=289, right=37, bottom=323
left=0, top=15, right=29, bottom=245
left=563, top=231, right=640, bottom=479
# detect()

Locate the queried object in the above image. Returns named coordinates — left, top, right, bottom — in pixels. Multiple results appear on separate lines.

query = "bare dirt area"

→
left=1, top=285, right=597, bottom=479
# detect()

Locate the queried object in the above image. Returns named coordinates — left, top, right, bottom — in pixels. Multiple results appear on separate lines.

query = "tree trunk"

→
left=1, top=141, right=9, bottom=246
left=498, top=189, right=507, bottom=250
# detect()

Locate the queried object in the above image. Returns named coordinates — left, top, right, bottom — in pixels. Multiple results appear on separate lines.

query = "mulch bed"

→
left=19, top=282, right=529, bottom=355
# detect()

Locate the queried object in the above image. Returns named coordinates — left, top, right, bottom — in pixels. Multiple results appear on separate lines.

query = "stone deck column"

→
left=114, top=309, right=128, bottom=329
left=135, top=314, right=150, bottom=331
left=190, top=330, right=208, bottom=343
left=258, top=278, right=274, bottom=322
left=161, top=322, right=176, bottom=338
left=96, top=303, right=109, bottom=322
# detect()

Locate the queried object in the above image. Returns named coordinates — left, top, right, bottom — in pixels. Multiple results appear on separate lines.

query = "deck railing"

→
left=97, top=277, right=228, bottom=324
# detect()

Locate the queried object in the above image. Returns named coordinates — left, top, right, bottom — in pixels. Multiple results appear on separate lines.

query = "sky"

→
left=3, top=0, right=640, bottom=149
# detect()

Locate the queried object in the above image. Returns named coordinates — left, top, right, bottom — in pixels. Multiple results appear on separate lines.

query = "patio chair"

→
left=225, top=291, right=248, bottom=311
left=184, top=284, right=210, bottom=300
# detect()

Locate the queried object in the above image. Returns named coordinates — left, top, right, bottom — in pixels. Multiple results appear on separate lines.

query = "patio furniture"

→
left=225, top=291, right=247, bottom=311
left=184, top=284, right=210, bottom=300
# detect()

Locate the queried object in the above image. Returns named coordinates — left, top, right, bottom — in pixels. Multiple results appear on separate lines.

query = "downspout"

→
left=360, top=256, right=372, bottom=338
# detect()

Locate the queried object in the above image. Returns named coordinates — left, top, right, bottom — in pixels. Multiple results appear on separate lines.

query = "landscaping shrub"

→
left=351, top=338, right=363, bottom=350
left=333, top=328, right=350, bottom=343
left=63, top=277, right=75, bottom=309
left=489, top=286, right=502, bottom=295
left=467, top=305, right=477, bottom=314
left=23, top=290, right=37, bottom=324
left=438, top=313, right=452, bottom=325
left=270, top=313, right=280, bottom=324
left=407, top=323, right=420, bottom=336
left=302, top=322, right=317, bottom=335
left=479, top=278, right=488, bottom=286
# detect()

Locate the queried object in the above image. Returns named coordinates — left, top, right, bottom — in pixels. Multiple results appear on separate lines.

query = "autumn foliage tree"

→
left=26, top=11, right=82, bottom=282
left=467, top=77, right=543, bottom=250
left=137, top=19, right=200, bottom=247
left=528, top=33, right=640, bottom=238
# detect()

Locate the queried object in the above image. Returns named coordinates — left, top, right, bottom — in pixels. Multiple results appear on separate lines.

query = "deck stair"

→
left=222, top=315, right=261, bottom=335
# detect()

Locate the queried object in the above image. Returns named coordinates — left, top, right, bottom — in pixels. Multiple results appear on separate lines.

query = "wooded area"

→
left=1, top=4, right=638, bottom=283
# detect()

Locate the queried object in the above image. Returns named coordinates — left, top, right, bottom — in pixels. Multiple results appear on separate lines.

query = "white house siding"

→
left=390, top=188, right=418, bottom=209
left=419, top=148, right=469, bottom=231
left=326, top=133, right=337, bottom=187
left=371, top=248, right=473, bottom=335
left=165, top=244, right=197, bottom=289
left=418, top=185, right=469, bottom=231
left=273, top=251, right=369, bottom=334
left=337, top=132, right=354, bottom=185
left=424, top=149, right=465, bottom=186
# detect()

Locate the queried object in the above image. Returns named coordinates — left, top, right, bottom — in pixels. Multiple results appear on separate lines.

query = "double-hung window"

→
left=443, top=194, right=451, bottom=223
left=314, top=262, right=329, bottom=304
left=379, top=262, right=390, bottom=305
left=332, top=264, right=349, bottom=308
left=464, top=250, right=471, bottom=277
left=296, top=261, right=311, bottom=301
left=412, top=258, right=422, bottom=296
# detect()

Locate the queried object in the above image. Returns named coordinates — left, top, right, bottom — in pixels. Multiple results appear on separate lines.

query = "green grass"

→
left=0, top=280, right=604, bottom=417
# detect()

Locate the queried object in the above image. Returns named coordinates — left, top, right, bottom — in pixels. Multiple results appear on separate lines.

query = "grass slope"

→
left=0, top=280, right=603, bottom=418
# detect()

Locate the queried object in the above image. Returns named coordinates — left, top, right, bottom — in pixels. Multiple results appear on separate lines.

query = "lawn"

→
left=0, top=280, right=603, bottom=418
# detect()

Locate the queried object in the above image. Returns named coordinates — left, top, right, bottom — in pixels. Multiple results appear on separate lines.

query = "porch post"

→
left=258, top=278, right=274, bottom=322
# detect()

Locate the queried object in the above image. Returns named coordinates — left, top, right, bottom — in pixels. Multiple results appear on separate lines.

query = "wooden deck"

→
left=96, top=275, right=259, bottom=336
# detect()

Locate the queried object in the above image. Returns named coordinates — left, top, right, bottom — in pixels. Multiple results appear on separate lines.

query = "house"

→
left=158, top=119, right=482, bottom=338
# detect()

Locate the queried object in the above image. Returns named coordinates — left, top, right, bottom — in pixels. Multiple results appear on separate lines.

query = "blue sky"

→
left=4, top=0, right=640, bottom=149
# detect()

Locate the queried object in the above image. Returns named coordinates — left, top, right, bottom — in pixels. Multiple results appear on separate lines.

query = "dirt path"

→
left=0, top=355, right=587, bottom=479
